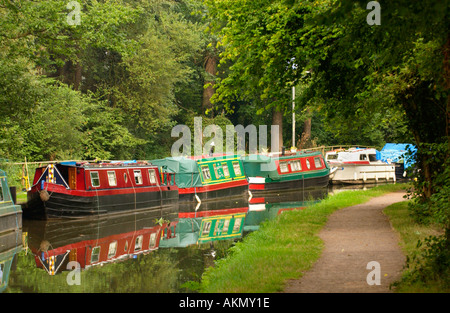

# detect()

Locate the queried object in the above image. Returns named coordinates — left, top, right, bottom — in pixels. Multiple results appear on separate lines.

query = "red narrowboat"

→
left=24, top=161, right=178, bottom=219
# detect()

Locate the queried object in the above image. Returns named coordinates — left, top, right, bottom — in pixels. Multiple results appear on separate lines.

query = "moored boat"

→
left=24, top=161, right=178, bottom=219
left=379, top=143, right=416, bottom=180
left=150, top=154, right=249, bottom=203
left=242, top=151, right=330, bottom=193
left=325, top=148, right=396, bottom=184
left=0, top=169, right=22, bottom=234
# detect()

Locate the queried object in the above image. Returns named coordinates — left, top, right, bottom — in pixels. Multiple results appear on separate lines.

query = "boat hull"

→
left=178, top=180, right=249, bottom=203
left=250, top=175, right=330, bottom=193
left=25, top=183, right=179, bottom=219
left=248, top=170, right=330, bottom=194
left=329, top=163, right=396, bottom=184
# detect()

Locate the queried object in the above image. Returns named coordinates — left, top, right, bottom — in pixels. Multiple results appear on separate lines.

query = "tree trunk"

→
left=272, top=107, right=283, bottom=152
left=73, top=61, right=82, bottom=91
left=202, top=54, right=217, bottom=117
left=297, top=116, right=312, bottom=149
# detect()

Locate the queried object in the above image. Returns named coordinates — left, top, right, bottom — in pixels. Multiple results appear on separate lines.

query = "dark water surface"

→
left=2, top=185, right=373, bottom=293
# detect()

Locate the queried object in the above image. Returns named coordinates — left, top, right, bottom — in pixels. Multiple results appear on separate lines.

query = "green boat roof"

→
left=241, top=151, right=328, bottom=179
left=151, top=157, right=199, bottom=174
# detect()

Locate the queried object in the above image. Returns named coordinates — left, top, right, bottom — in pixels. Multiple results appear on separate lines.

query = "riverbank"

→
left=200, top=183, right=409, bottom=293
left=384, top=201, right=448, bottom=292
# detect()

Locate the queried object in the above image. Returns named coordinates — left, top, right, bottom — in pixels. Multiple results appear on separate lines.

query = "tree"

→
left=0, top=0, right=212, bottom=161
left=205, top=0, right=344, bottom=150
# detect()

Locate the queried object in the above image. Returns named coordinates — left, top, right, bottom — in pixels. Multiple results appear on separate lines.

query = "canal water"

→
left=1, top=185, right=371, bottom=293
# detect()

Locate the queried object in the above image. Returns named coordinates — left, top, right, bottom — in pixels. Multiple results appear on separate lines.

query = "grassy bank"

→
left=384, top=201, right=448, bottom=292
left=200, top=183, right=409, bottom=293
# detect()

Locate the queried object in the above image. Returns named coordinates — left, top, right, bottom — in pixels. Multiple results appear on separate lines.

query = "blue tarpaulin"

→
left=380, top=143, right=416, bottom=169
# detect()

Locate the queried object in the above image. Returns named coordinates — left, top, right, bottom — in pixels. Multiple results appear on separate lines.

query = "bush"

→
left=404, top=139, right=450, bottom=289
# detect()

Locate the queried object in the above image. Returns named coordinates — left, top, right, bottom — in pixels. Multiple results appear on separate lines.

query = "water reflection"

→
left=0, top=229, right=23, bottom=292
left=6, top=186, right=330, bottom=292
left=24, top=206, right=178, bottom=275
left=245, top=187, right=327, bottom=232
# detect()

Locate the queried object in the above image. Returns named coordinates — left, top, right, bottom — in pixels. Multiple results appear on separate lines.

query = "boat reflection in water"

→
left=0, top=169, right=23, bottom=292
left=245, top=187, right=328, bottom=232
left=24, top=206, right=178, bottom=275
left=160, top=197, right=249, bottom=248
left=0, top=228, right=23, bottom=292
left=160, top=187, right=328, bottom=248
left=24, top=185, right=328, bottom=276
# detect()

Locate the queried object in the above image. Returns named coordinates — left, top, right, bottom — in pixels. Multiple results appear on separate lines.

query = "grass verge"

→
left=200, top=183, right=408, bottom=293
left=384, top=201, right=448, bottom=292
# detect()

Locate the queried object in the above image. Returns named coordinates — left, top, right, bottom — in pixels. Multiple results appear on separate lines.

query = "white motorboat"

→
left=325, top=148, right=396, bottom=184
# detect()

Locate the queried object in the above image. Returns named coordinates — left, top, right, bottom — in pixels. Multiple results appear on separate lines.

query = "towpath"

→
left=284, top=191, right=407, bottom=293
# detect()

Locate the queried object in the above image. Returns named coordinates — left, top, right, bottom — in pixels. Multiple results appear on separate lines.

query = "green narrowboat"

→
left=242, top=151, right=330, bottom=194
left=151, top=154, right=248, bottom=203
left=0, top=169, right=22, bottom=235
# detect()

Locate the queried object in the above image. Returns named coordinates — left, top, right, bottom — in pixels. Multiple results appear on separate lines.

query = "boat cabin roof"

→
left=326, top=148, right=380, bottom=162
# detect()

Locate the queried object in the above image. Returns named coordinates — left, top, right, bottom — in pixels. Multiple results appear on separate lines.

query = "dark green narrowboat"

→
left=242, top=151, right=330, bottom=194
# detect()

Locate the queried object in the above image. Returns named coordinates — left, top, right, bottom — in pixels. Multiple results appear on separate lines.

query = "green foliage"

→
left=408, top=141, right=450, bottom=227
left=384, top=201, right=449, bottom=292
left=399, top=235, right=450, bottom=290
left=0, top=0, right=213, bottom=161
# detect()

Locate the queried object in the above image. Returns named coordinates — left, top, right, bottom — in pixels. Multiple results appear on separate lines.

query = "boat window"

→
left=149, top=233, right=157, bottom=248
left=279, top=162, right=289, bottom=173
left=134, top=170, right=143, bottom=184
left=213, top=163, right=220, bottom=179
left=202, top=221, right=212, bottom=236
left=124, top=173, right=128, bottom=184
left=213, top=220, right=221, bottom=235
left=327, top=154, right=337, bottom=160
left=232, top=162, right=242, bottom=176
left=148, top=169, right=157, bottom=184
left=107, top=171, right=117, bottom=186
left=369, top=154, right=377, bottom=162
left=233, top=218, right=242, bottom=233
left=222, top=163, right=230, bottom=177
left=222, top=219, right=230, bottom=233
left=201, top=166, right=211, bottom=181
left=305, top=159, right=311, bottom=169
left=108, top=241, right=117, bottom=259
left=91, top=246, right=101, bottom=263
left=90, top=171, right=100, bottom=187
left=134, top=235, right=143, bottom=251
left=0, top=182, right=3, bottom=202
left=360, top=154, right=368, bottom=161
left=290, top=160, right=302, bottom=171
left=314, top=157, right=322, bottom=168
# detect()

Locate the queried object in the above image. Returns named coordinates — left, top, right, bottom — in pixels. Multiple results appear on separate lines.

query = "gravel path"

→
left=284, top=191, right=407, bottom=293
